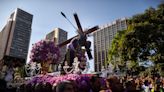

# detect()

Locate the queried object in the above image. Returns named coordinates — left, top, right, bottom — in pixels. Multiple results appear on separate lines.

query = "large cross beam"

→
left=58, top=26, right=98, bottom=47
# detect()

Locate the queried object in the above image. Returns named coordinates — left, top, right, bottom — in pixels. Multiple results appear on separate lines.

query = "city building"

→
left=46, top=28, right=68, bottom=64
left=93, top=18, right=127, bottom=72
left=0, top=8, right=33, bottom=65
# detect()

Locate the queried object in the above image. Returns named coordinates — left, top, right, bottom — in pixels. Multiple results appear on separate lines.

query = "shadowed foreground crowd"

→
left=0, top=75, right=164, bottom=92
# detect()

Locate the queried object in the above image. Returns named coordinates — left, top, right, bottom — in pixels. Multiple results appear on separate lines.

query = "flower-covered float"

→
left=25, top=13, right=101, bottom=91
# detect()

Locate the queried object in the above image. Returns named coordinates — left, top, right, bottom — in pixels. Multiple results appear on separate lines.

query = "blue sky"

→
left=0, top=0, right=162, bottom=71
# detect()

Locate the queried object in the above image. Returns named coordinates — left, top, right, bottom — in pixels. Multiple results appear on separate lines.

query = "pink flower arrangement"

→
left=27, top=74, right=108, bottom=91
left=30, top=40, right=60, bottom=64
left=27, top=74, right=93, bottom=86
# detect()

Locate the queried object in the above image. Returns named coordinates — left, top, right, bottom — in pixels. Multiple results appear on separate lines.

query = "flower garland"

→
left=27, top=74, right=93, bottom=86
left=27, top=74, right=108, bottom=91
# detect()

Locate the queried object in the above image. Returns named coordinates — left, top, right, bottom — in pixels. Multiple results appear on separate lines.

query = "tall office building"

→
left=93, top=18, right=127, bottom=72
left=46, top=28, right=68, bottom=63
left=0, top=8, right=33, bottom=64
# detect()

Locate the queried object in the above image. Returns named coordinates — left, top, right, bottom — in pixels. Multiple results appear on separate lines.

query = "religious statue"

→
left=59, top=12, right=99, bottom=73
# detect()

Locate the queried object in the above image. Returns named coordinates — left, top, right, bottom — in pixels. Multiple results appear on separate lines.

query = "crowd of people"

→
left=0, top=75, right=164, bottom=92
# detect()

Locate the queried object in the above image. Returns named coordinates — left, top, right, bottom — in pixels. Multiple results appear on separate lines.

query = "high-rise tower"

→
left=0, top=8, right=33, bottom=65
left=93, top=18, right=127, bottom=72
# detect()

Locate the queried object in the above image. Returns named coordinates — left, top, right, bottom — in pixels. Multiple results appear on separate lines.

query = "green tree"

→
left=108, top=3, right=164, bottom=74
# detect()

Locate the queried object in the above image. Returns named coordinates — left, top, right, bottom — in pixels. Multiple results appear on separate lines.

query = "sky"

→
left=0, top=0, right=162, bottom=72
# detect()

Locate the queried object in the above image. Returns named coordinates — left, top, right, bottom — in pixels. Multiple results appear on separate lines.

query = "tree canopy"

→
left=108, top=3, right=164, bottom=70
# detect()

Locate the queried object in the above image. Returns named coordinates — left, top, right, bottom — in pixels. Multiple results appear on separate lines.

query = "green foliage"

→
left=108, top=3, right=164, bottom=72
